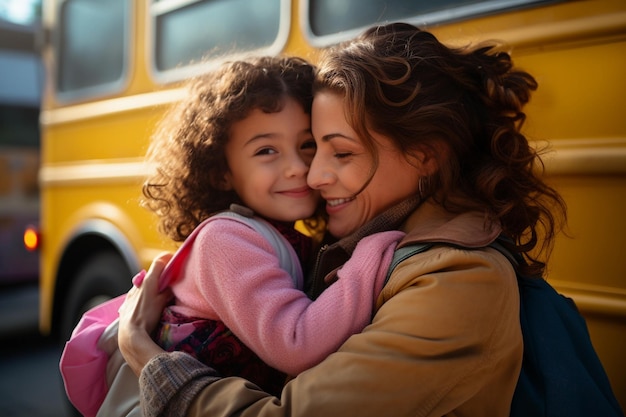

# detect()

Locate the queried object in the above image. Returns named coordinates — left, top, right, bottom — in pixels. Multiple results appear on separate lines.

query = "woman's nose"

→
left=307, top=156, right=333, bottom=189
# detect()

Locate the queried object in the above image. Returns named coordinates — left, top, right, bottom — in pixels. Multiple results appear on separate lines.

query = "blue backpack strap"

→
left=384, top=243, right=434, bottom=285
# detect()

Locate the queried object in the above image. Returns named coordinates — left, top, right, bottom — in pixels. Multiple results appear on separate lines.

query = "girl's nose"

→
left=285, top=154, right=309, bottom=178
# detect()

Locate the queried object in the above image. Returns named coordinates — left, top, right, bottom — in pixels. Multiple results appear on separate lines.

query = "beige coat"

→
left=140, top=200, right=523, bottom=417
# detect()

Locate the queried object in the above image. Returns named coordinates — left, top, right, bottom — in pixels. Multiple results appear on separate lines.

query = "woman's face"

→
left=308, top=91, right=422, bottom=238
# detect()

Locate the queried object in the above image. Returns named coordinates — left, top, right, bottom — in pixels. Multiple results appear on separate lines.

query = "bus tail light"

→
left=24, top=225, right=40, bottom=251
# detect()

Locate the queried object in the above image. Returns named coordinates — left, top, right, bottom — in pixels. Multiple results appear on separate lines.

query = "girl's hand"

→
left=118, top=253, right=174, bottom=376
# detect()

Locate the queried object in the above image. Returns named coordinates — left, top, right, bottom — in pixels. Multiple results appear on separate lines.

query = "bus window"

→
left=305, top=0, right=556, bottom=44
left=0, top=104, right=39, bottom=148
left=150, top=0, right=287, bottom=81
left=56, top=0, right=129, bottom=100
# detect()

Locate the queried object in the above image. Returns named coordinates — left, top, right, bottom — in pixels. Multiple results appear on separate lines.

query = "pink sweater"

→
left=169, top=216, right=404, bottom=375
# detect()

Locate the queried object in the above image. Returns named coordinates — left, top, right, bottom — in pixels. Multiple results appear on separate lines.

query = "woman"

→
left=118, top=23, right=566, bottom=416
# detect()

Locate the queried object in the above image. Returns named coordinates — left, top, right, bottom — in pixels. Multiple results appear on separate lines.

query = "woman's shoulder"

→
left=376, top=243, right=521, bottom=356
left=401, top=201, right=501, bottom=249
left=381, top=243, right=517, bottom=303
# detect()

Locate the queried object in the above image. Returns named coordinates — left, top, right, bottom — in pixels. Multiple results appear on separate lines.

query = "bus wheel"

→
left=60, top=251, right=132, bottom=343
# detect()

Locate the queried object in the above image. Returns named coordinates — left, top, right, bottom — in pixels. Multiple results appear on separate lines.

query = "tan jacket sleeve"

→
left=140, top=246, right=522, bottom=417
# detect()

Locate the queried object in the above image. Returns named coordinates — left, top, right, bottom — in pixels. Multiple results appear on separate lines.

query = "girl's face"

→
left=308, top=91, right=422, bottom=238
left=224, top=98, right=319, bottom=222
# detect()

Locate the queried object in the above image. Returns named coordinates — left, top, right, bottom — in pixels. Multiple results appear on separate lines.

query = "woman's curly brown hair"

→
left=314, top=23, right=567, bottom=276
left=143, top=56, right=316, bottom=242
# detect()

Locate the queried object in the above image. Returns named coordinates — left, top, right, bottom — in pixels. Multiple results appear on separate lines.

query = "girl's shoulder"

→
left=193, top=212, right=271, bottom=245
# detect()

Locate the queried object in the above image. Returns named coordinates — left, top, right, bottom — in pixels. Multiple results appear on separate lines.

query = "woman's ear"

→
left=419, top=151, right=439, bottom=176
left=411, top=143, right=446, bottom=176
left=407, top=150, right=435, bottom=177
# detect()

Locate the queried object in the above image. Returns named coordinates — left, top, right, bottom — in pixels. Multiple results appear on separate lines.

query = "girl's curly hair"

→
left=143, top=56, right=316, bottom=242
left=314, top=23, right=567, bottom=276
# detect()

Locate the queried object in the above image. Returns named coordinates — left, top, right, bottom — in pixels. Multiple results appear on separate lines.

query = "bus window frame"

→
left=147, top=0, right=292, bottom=85
left=53, top=0, right=132, bottom=104
left=301, top=0, right=560, bottom=48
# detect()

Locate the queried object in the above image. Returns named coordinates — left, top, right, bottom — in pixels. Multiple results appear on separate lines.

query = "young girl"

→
left=140, top=56, right=404, bottom=395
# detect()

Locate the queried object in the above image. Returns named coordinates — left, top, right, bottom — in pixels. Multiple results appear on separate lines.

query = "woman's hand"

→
left=118, top=253, right=174, bottom=376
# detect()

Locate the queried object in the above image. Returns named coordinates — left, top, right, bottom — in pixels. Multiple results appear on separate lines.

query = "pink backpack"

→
left=59, top=212, right=300, bottom=417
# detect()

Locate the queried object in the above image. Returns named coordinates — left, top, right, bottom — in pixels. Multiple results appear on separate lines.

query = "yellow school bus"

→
left=39, top=0, right=625, bottom=408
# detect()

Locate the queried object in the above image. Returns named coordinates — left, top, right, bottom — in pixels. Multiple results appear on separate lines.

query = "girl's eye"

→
left=255, top=148, right=277, bottom=156
left=334, top=152, right=353, bottom=159
left=301, top=139, right=317, bottom=151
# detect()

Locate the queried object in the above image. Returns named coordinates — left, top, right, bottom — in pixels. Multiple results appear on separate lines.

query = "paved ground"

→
left=0, top=284, right=74, bottom=417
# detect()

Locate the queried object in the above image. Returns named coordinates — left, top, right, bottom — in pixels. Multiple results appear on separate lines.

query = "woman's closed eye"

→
left=334, top=152, right=353, bottom=159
